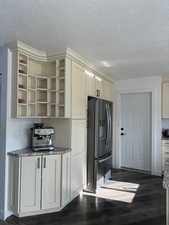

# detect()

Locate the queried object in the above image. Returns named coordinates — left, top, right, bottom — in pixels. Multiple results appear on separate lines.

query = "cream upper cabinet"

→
left=102, top=80, right=113, bottom=101
left=86, top=72, right=96, bottom=97
left=162, top=82, right=169, bottom=118
left=20, top=156, right=41, bottom=213
left=41, top=155, right=61, bottom=210
left=71, top=62, right=86, bottom=119
left=95, top=77, right=103, bottom=98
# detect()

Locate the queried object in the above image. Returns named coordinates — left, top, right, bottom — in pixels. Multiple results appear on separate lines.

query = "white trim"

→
left=0, top=47, right=8, bottom=220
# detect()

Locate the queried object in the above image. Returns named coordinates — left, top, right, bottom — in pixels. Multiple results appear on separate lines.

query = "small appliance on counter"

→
left=31, top=123, right=55, bottom=151
left=162, top=129, right=169, bottom=138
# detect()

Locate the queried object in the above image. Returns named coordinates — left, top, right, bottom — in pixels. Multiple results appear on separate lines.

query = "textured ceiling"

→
left=0, top=0, right=168, bottom=80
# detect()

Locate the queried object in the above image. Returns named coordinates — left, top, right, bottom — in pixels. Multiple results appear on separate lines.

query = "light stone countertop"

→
left=8, top=147, right=71, bottom=157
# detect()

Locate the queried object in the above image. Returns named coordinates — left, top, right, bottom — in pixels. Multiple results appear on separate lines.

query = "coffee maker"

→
left=31, top=123, right=55, bottom=151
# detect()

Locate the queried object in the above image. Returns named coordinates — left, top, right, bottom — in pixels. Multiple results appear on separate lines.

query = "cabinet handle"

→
left=96, top=89, right=100, bottom=97
left=43, top=157, right=46, bottom=168
left=37, top=158, right=40, bottom=169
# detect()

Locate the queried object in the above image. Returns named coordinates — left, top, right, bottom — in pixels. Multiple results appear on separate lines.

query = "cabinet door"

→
left=42, top=155, right=61, bottom=210
left=162, top=83, right=169, bottom=118
left=62, top=152, right=71, bottom=207
left=71, top=120, right=86, bottom=156
left=103, top=80, right=113, bottom=101
left=71, top=153, right=83, bottom=199
left=86, top=72, right=96, bottom=97
left=72, top=62, right=86, bottom=119
left=20, top=156, right=41, bottom=213
left=95, top=77, right=103, bottom=98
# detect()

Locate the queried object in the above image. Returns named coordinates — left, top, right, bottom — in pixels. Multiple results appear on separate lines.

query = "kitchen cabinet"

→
left=161, top=140, right=169, bottom=172
left=86, top=72, right=96, bottom=97
left=71, top=120, right=86, bottom=156
left=102, top=80, right=113, bottom=101
left=71, top=153, right=83, bottom=199
left=20, top=156, right=41, bottom=213
left=95, top=76, right=103, bottom=98
left=8, top=41, right=114, bottom=118
left=62, top=152, right=71, bottom=206
left=71, top=62, right=86, bottom=119
left=9, top=152, right=70, bottom=217
left=85, top=70, right=113, bottom=101
left=162, top=82, right=169, bottom=118
left=70, top=120, right=86, bottom=199
left=41, top=155, right=61, bottom=210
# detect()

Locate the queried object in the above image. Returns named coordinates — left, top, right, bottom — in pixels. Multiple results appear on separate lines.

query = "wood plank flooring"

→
left=2, top=169, right=166, bottom=225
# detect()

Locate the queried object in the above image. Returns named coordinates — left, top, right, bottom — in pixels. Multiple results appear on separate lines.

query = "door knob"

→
left=121, top=133, right=127, bottom=135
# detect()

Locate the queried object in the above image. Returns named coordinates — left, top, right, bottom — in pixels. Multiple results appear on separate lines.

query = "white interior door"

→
left=121, top=93, right=151, bottom=171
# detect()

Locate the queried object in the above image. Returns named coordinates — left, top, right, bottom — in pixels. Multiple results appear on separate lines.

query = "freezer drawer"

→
left=96, top=154, right=112, bottom=188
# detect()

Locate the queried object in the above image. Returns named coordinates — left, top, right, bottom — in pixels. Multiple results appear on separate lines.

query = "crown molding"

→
left=7, top=41, right=114, bottom=83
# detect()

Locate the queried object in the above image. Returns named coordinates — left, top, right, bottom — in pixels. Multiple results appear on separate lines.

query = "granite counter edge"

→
left=8, top=147, right=71, bottom=157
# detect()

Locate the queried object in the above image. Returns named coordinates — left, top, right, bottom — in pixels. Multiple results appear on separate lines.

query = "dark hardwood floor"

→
left=2, top=169, right=166, bottom=225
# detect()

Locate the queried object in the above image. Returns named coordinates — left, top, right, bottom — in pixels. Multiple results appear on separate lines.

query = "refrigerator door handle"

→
left=106, top=103, right=111, bottom=147
left=98, top=154, right=112, bottom=163
left=105, top=104, right=109, bottom=147
left=107, top=104, right=111, bottom=145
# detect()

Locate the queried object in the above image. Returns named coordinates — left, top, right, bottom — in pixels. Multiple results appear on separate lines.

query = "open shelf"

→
left=28, top=90, right=36, bottom=103
left=56, top=106, right=65, bottom=117
left=37, top=78, right=48, bottom=89
left=56, top=78, right=65, bottom=91
left=49, top=91, right=56, bottom=104
left=37, top=90, right=47, bottom=102
left=56, top=92, right=65, bottom=105
left=19, top=54, right=28, bottom=65
left=27, top=104, right=36, bottom=117
left=18, top=75, right=27, bottom=89
left=49, top=78, right=56, bottom=90
left=37, top=103, right=48, bottom=117
left=18, top=89, right=27, bottom=104
left=28, top=76, right=36, bottom=89
left=16, top=53, right=66, bottom=118
left=29, top=59, right=56, bottom=77
left=49, top=104, right=56, bottom=117
left=17, top=104, right=27, bottom=117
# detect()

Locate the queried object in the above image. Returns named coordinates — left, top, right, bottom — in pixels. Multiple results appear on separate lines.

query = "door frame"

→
left=115, top=88, right=161, bottom=176
left=120, top=92, right=152, bottom=172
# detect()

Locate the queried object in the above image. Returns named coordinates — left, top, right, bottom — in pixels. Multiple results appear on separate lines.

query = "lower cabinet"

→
left=41, top=155, right=61, bottom=210
left=9, top=152, right=70, bottom=217
left=20, top=156, right=41, bottom=213
left=62, top=152, right=71, bottom=206
left=71, top=153, right=83, bottom=199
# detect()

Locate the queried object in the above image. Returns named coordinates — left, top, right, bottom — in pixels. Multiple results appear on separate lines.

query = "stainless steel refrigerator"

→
left=85, top=96, right=113, bottom=193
